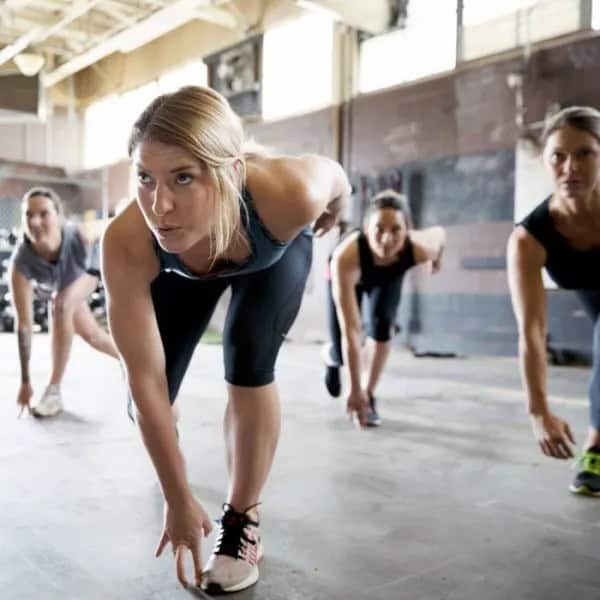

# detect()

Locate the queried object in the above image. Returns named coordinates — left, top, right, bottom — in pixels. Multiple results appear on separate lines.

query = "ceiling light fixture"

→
left=13, top=52, right=45, bottom=76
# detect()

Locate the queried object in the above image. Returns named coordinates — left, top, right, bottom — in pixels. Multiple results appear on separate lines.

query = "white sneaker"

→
left=201, top=503, right=263, bottom=594
left=320, top=342, right=338, bottom=367
left=32, top=384, right=63, bottom=417
left=365, top=392, right=381, bottom=427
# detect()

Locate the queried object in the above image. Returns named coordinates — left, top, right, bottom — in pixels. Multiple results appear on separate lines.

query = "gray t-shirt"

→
left=11, top=223, right=89, bottom=294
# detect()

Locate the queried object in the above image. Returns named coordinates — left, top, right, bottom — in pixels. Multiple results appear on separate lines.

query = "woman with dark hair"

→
left=323, top=189, right=446, bottom=426
left=9, top=186, right=118, bottom=418
left=101, top=85, right=350, bottom=592
left=508, top=105, right=600, bottom=497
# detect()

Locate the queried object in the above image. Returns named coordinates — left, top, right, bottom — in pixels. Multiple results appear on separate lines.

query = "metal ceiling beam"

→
left=5, top=16, right=100, bottom=43
left=0, top=0, right=104, bottom=68
left=42, top=0, right=218, bottom=87
left=191, top=6, right=239, bottom=29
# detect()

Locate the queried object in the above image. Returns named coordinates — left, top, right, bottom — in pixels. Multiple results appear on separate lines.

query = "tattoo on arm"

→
left=17, top=329, right=31, bottom=384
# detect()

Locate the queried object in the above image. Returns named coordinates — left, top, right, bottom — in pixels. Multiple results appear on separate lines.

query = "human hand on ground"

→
left=155, top=497, right=214, bottom=588
left=346, top=388, right=370, bottom=427
left=530, top=411, right=575, bottom=459
left=17, top=382, right=33, bottom=418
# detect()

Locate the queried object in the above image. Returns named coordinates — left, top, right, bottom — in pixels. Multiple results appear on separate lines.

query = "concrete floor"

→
left=1, top=334, right=599, bottom=600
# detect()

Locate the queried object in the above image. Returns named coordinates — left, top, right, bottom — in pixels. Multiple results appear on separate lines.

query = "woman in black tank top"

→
left=507, top=106, right=600, bottom=497
left=102, top=85, right=351, bottom=592
left=324, top=189, right=446, bottom=427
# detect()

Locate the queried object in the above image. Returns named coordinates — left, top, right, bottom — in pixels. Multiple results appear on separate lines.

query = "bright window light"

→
left=84, top=82, right=158, bottom=169
left=593, top=0, right=600, bottom=29
left=84, top=61, right=209, bottom=169
left=359, top=0, right=456, bottom=94
left=262, top=14, right=334, bottom=121
left=157, top=60, right=208, bottom=93
left=463, top=0, right=540, bottom=26
left=118, top=81, right=160, bottom=137
left=84, top=94, right=120, bottom=169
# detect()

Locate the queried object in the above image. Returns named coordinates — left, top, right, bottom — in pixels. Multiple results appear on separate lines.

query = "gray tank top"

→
left=11, top=223, right=89, bottom=293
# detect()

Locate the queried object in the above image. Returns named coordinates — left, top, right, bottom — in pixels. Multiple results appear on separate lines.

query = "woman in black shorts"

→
left=508, top=106, right=600, bottom=496
left=9, top=186, right=118, bottom=417
left=102, top=85, right=350, bottom=592
left=323, top=190, right=446, bottom=426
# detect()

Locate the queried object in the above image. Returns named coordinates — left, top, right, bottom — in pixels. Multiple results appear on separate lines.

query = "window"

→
left=462, top=0, right=540, bottom=26
left=84, top=94, right=121, bottom=169
left=83, top=61, right=207, bottom=168
left=359, top=0, right=457, bottom=93
left=157, top=60, right=208, bottom=93
left=262, top=14, right=334, bottom=121
left=461, top=0, right=585, bottom=61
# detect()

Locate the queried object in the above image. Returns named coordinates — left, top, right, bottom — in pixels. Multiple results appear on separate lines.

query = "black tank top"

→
left=519, top=197, right=600, bottom=290
left=357, top=231, right=416, bottom=287
left=154, top=187, right=312, bottom=280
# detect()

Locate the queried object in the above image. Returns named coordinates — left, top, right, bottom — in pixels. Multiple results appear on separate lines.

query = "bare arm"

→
left=409, top=226, right=446, bottom=271
left=331, top=234, right=369, bottom=425
left=331, top=237, right=362, bottom=392
left=507, top=226, right=574, bottom=458
left=9, top=267, right=34, bottom=385
left=102, top=215, right=192, bottom=506
left=103, top=205, right=212, bottom=586
left=507, top=227, right=548, bottom=415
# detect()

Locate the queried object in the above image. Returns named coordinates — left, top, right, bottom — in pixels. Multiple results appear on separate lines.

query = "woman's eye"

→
left=175, top=173, right=193, bottom=184
left=137, top=173, right=152, bottom=184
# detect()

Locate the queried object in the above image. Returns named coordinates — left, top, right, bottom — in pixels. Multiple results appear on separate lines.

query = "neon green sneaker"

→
left=569, top=446, right=600, bottom=497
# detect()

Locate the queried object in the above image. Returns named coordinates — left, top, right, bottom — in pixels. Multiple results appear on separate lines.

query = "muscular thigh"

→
left=365, top=278, right=402, bottom=341
left=151, top=272, right=228, bottom=401
left=223, top=234, right=313, bottom=386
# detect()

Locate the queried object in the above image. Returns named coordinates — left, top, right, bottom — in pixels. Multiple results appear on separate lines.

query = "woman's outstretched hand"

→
left=17, top=382, right=33, bottom=417
left=313, top=208, right=340, bottom=237
left=346, top=388, right=370, bottom=427
left=155, top=497, right=214, bottom=588
left=530, top=410, right=575, bottom=459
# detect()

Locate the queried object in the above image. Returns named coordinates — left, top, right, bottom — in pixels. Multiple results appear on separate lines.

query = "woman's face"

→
left=23, top=195, right=61, bottom=244
left=544, top=124, right=600, bottom=202
left=133, top=139, right=218, bottom=255
left=365, top=207, right=408, bottom=260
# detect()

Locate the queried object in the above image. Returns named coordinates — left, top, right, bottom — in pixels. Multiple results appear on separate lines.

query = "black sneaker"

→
left=365, top=392, right=381, bottom=427
left=325, top=366, right=341, bottom=397
left=570, top=446, right=600, bottom=497
left=202, top=503, right=263, bottom=593
left=321, top=343, right=341, bottom=397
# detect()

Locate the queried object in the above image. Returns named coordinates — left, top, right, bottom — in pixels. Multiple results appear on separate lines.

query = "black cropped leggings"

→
left=326, top=277, right=402, bottom=367
left=150, top=233, right=313, bottom=403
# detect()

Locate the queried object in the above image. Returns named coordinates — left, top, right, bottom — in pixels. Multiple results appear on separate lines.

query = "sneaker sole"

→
left=201, top=544, right=264, bottom=594
left=203, top=568, right=259, bottom=594
left=569, top=483, right=600, bottom=497
left=31, top=407, right=62, bottom=418
left=320, top=343, right=337, bottom=367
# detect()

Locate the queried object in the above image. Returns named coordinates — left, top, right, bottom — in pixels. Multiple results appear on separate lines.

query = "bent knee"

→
left=77, top=327, right=101, bottom=347
left=51, top=297, right=78, bottom=321
left=224, top=335, right=276, bottom=387
left=367, top=319, right=396, bottom=342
